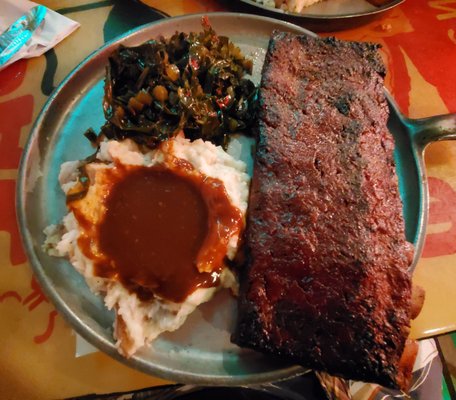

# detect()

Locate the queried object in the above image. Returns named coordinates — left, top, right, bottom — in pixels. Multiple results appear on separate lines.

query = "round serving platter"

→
left=17, top=12, right=428, bottom=385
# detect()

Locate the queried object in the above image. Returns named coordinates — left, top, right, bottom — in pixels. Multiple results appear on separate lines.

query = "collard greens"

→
left=90, top=17, right=257, bottom=148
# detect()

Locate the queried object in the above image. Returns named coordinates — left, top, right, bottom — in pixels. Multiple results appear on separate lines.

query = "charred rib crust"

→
left=233, top=33, right=415, bottom=390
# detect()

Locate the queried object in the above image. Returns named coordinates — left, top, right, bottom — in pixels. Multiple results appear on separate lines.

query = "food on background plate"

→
left=252, top=0, right=393, bottom=13
left=44, top=20, right=255, bottom=357
left=232, top=32, right=424, bottom=390
left=253, top=0, right=330, bottom=13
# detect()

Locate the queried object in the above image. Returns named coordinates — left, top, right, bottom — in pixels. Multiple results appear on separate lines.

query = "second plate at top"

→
left=238, top=0, right=404, bottom=31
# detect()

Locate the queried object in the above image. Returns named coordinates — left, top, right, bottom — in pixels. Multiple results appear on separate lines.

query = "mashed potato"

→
left=45, top=136, right=250, bottom=356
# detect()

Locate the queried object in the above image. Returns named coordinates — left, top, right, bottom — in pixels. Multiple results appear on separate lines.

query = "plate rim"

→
left=16, top=12, right=316, bottom=385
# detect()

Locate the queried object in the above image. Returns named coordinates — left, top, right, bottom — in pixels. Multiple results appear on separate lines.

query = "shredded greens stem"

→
left=87, top=17, right=258, bottom=149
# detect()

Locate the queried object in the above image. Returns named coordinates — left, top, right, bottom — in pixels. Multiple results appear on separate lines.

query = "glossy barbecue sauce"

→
left=70, top=160, right=242, bottom=303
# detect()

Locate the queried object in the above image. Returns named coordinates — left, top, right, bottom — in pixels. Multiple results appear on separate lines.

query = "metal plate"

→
left=17, top=12, right=425, bottom=385
left=237, top=0, right=404, bottom=31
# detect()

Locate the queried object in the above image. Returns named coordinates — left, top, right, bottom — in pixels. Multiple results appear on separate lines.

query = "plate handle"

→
left=408, top=113, right=456, bottom=150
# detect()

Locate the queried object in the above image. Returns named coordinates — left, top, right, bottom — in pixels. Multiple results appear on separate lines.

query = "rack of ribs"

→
left=232, top=32, right=423, bottom=390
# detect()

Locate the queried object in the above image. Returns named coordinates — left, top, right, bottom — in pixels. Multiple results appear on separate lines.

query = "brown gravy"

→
left=69, top=160, right=243, bottom=303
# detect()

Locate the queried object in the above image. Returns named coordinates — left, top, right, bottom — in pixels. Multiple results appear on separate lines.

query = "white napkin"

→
left=75, top=333, right=98, bottom=357
left=0, top=0, right=80, bottom=70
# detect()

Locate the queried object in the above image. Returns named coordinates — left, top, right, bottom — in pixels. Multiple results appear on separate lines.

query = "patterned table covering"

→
left=1, top=1, right=455, bottom=399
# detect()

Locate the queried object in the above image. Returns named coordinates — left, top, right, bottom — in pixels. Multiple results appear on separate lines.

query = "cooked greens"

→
left=90, top=17, right=257, bottom=148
